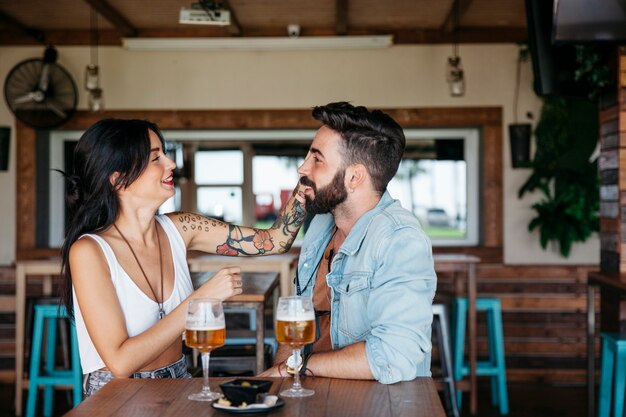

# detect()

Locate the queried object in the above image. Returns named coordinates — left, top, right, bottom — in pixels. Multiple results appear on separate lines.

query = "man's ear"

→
left=346, top=164, right=368, bottom=191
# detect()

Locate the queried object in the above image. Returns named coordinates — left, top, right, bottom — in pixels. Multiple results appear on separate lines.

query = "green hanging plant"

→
left=573, top=45, right=610, bottom=100
left=518, top=97, right=599, bottom=257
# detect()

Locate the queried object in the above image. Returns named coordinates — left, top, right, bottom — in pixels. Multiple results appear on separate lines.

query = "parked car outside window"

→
left=426, top=208, right=450, bottom=227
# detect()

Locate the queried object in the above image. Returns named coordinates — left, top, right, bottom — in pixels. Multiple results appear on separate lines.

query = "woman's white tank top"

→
left=72, top=215, right=194, bottom=374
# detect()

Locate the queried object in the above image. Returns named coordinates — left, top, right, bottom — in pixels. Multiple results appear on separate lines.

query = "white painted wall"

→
left=0, top=44, right=599, bottom=265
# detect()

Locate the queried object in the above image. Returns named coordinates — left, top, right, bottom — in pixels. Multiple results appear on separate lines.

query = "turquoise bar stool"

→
left=598, top=333, right=626, bottom=417
left=26, top=304, right=82, bottom=417
left=453, top=297, right=509, bottom=415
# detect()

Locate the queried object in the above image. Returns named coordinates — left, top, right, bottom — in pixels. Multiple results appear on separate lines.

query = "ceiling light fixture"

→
left=123, top=35, right=393, bottom=51
left=85, top=7, right=104, bottom=112
left=446, top=0, right=465, bottom=97
left=446, top=54, right=464, bottom=97
left=179, top=1, right=231, bottom=25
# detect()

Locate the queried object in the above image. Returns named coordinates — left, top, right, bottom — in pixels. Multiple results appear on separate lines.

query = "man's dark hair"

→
left=312, top=101, right=406, bottom=194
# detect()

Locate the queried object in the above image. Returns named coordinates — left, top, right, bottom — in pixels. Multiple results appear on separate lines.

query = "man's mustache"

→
left=299, top=176, right=315, bottom=190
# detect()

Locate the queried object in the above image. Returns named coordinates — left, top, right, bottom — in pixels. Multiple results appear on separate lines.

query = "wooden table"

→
left=63, top=377, right=446, bottom=417
left=586, top=271, right=626, bottom=417
left=187, top=253, right=299, bottom=297
left=14, top=258, right=62, bottom=417
left=192, top=271, right=279, bottom=374
left=434, top=253, right=480, bottom=416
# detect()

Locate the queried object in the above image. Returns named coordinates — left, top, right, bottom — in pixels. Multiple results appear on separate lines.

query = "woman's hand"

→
left=195, top=266, right=243, bottom=300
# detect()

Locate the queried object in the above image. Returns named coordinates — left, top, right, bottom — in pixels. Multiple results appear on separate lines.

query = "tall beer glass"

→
left=185, top=298, right=225, bottom=401
left=275, top=296, right=315, bottom=397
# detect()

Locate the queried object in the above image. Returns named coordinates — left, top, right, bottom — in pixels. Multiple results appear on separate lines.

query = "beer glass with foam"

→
left=185, top=298, right=225, bottom=401
left=275, top=296, right=315, bottom=397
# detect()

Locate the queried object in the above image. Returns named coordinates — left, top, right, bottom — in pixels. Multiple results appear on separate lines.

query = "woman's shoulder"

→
left=70, top=230, right=118, bottom=264
left=69, top=235, right=112, bottom=281
left=70, top=234, right=104, bottom=259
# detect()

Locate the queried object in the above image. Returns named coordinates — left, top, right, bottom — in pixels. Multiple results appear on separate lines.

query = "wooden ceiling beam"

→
left=336, top=0, right=348, bottom=36
left=393, top=27, right=527, bottom=44
left=221, top=0, right=242, bottom=36
left=82, top=0, right=138, bottom=37
left=0, top=10, right=45, bottom=43
left=441, top=0, right=475, bottom=32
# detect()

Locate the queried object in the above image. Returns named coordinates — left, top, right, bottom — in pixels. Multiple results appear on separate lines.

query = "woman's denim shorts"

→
left=83, top=355, right=191, bottom=397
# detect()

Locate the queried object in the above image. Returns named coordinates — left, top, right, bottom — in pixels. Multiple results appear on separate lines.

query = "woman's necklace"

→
left=113, top=222, right=165, bottom=320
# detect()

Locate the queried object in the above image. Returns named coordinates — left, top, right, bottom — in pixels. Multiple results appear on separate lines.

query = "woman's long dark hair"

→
left=59, top=118, right=166, bottom=318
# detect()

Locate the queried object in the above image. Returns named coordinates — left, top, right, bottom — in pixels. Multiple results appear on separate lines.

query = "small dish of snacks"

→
left=212, top=379, right=284, bottom=414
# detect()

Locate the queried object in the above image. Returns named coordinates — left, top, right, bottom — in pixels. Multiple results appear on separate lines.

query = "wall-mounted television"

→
left=526, top=0, right=616, bottom=96
left=526, top=0, right=574, bottom=95
left=553, top=0, right=626, bottom=43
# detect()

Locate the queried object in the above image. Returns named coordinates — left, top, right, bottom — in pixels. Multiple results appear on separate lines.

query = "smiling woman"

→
left=50, top=118, right=307, bottom=397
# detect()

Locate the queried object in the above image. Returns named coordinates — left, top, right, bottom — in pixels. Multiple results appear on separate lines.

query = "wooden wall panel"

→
left=15, top=122, right=36, bottom=254
left=436, top=263, right=595, bottom=383
left=596, top=48, right=626, bottom=339
left=482, top=123, right=503, bottom=248
left=484, top=264, right=594, bottom=383
left=600, top=95, right=622, bottom=274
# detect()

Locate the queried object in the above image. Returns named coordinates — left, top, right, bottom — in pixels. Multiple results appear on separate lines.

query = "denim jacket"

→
left=296, top=191, right=437, bottom=384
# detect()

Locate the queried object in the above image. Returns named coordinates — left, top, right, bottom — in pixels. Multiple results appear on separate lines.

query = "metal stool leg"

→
left=58, top=319, right=74, bottom=406
left=489, top=301, right=509, bottom=415
left=452, top=298, right=467, bottom=407
left=433, top=304, right=460, bottom=417
left=26, top=307, right=46, bottom=417
left=614, top=343, right=626, bottom=417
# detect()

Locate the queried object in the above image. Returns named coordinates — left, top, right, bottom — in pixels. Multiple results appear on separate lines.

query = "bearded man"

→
left=260, top=102, right=436, bottom=384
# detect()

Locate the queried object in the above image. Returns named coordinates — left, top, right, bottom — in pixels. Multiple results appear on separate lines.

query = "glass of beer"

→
left=184, top=298, right=225, bottom=401
left=275, top=296, right=315, bottom=397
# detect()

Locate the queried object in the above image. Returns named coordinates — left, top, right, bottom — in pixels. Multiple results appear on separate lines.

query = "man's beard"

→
left=300, top=168, right=348, bottom=215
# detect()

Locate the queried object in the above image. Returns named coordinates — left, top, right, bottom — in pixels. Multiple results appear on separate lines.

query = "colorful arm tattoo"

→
left=216, top=225, right=274, bottom=256
left=270, top=195, right=306, bottom=252
left=216, top=195, right=306, bottom=256
left=174, top=191, right=306, bottom=256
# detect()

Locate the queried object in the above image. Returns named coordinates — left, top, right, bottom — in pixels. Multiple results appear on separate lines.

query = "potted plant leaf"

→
left=518, top=97, right=599, bottom=257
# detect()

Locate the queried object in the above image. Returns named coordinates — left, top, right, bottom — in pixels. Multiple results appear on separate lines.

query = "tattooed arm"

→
left=166, top=183, right=307, bottom=256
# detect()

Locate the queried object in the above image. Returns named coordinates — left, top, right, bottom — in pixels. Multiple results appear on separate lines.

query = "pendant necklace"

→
left=114, top=222, right=165, bottom=320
